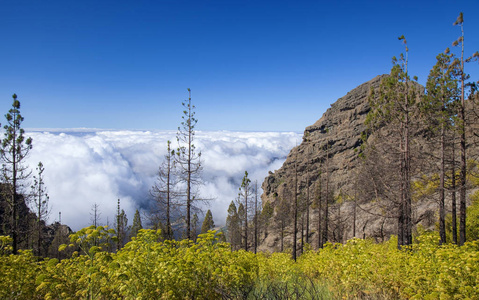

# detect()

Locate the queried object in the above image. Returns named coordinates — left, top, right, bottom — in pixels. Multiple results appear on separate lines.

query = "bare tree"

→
left=30, top=162, right=50, bottom=256
left=150, top=140, right=181, bottom=239
left=90, top=203, right=102, bottom=227
left=316, top=170, right=323, bottom=249
left=305, top=175, right=311, bottom=245
left=292, top=154, right=299, bottom=261
left=322, top=142, right=331, bottom=247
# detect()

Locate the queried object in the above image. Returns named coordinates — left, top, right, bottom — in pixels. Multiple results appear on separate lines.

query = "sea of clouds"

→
left=24, top=129, right=301, bottom=230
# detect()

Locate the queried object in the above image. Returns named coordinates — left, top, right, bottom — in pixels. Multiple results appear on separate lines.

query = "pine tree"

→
left=423, top=49, right=460, bottom=244
left=238, top=171, right=253, bottom=251
left=453, top=12, right=468, bottom=246
left=191, top=213, right=199, bottom=242
left=130, top=209, right=143, bottom=240
left=30, top=162, right=49, bottom=256
left=1, top=94, right=32, bottom=254
left=237, top=202, right=245, bottom=246
left=253, top=180, right=261, bottom=254
left=176, top=88, right=203, bottom=240
left=115, top=199, right=128, bottom=251
left=451, top=133, right=458, bottom=244
left=226, top=201, right=241, bottom=250
left=452, top=12, right=479, bottom=245
left=201, top=209, right=215, bottom=233
left=150, top=140, right=180, bottom=240
left=367, top=36, right=421, bottom=248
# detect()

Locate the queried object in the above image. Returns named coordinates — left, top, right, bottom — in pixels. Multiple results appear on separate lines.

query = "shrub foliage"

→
left=1, top=228, right=479, bottom=299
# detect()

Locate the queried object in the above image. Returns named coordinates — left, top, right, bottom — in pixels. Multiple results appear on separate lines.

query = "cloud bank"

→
left=24, top=129, right=301, bottom=230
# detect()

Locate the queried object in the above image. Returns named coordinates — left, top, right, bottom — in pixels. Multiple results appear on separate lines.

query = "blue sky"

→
left=1, top=0, right=478, bottom=132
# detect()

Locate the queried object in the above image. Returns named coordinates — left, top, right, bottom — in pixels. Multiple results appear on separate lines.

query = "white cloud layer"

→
left=24, top=129, right=301, bottom=231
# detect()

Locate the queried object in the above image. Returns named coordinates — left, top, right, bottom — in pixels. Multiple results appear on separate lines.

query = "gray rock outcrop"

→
left=259, top=74, right=475, bottom=252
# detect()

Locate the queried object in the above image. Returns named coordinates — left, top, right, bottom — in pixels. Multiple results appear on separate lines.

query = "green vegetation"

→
left=1, top=226, right=479, bottom=299
left=201, top=209, right=215, bottom=234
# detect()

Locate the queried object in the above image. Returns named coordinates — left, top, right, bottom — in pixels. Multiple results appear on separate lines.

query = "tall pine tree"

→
left=452, top=12, right=479, bottom=245
left=423, top=49, right=460, bottom=244
left=1, top=94, right=32, bottom=254
left=238, top=171, right=253, bottom=251
left=367, top=36, right=421, bottom=248
left=176, top=88, right=203, bottom=240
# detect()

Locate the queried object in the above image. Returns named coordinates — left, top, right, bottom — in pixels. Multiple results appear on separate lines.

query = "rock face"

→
left=259, top=75, right=440, bottom=252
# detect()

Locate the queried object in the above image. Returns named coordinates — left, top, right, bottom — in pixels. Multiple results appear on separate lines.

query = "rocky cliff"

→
left=259, top=74, right=470, bottom=252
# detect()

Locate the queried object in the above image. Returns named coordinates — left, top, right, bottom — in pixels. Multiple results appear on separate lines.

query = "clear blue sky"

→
left=1, top=0, right=478, bottom=132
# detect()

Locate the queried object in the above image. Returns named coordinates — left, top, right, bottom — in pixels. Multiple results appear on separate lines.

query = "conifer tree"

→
left=191, top=213, right=199, bottom=242
left=452, top=12, right=479, bottom=245
left=451, top=133, right=458, bottom=244
left=129, top=209, right=143, bottom=239
left=253, top=180, right=261, bottom=254
left=238, top=171, right=253, bottom=251
left=115, top=199, right=128, bottom=251
left=30, top=162, right=49, bottom=256
left=226, top=201, right=241, bottom=250
left=423, top=49, right=460, bottom=244
left=150, top=140, right=180, bottom=240
left=367, top=36, right=420, bottom=248
left=237, top=202, right=245, bottom=246
left=1, top=93, right=32, bottom=254
left=176, top=88, right=203, bottom=240
left=453, top=12, right=468, bottom=246
left=201, top=209, right=215, bottom=234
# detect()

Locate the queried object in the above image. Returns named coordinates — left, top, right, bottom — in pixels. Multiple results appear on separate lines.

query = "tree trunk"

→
left=317, top=173, right=322, bottom=249
left=439, top=123, right=446, bottom=244
left=451, top=132, right=458, bottom=244
left=459, top=52, right=467, bottom=246
left=292, top=160, right=298, bottom=261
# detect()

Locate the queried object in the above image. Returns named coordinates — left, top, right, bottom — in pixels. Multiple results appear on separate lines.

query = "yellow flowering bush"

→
left=1, top=226, right=479, bottom=299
